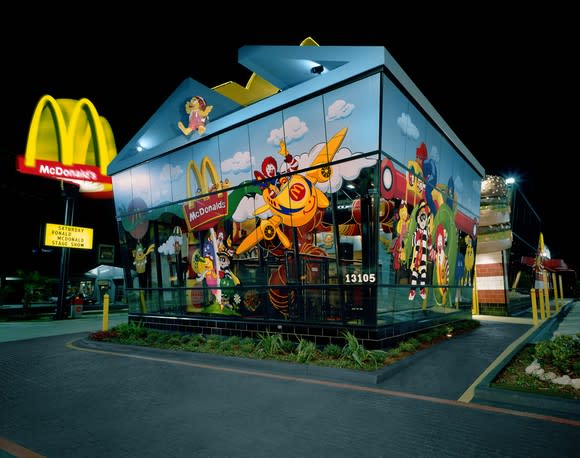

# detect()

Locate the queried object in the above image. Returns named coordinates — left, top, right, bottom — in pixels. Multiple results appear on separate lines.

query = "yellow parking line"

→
left=0, top=437, right=46, bottom=458
left=458, top=325, right=539, bottom=403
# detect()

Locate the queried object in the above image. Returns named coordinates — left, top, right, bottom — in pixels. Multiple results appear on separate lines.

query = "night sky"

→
left=1, top=10, right=575, bottom=278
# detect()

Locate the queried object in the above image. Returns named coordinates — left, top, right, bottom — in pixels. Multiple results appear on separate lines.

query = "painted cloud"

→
left=429, top=146, right=440, bottom=162
left=298, top=142, right=377, bottom=193
left=221, top=151, right=251, bottom=174
left=326, top=99, right=355, bottom=121
left=158, top=235, right=185, bottom=255
left=267, top=116, right=309, bottom=145
left=454, top=176, right=464, bottom=192
left=232, top=195, right=272, bottom=222
left=397, top=113, right=419, bottom=140
left=168, top=164, right=183, bottom=182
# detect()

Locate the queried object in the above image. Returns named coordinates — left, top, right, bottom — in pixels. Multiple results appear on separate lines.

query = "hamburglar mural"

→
left=108, top=39, right=484, bottom=346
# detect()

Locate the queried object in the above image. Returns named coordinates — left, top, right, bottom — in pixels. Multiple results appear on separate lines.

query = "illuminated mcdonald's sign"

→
left=183, top=156, right=228, bottom=231
left=16, top=95, right=117, bottom=199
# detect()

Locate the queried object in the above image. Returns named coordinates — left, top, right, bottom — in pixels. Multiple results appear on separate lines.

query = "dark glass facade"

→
left=111, top=69, right=482, bottom=348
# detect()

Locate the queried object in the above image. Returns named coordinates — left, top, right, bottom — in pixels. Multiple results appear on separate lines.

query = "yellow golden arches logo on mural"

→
left=183, top=156, right=229, bottom=231
left=16, top=95, right=117, bottom=198
left=185, top=157, right=222, bottom=198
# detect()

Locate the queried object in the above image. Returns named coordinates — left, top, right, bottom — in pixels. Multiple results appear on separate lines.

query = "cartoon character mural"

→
left=132, top=241, right=155, bottom=312
left=463, top=235, right=475, bottom=287
left=430, top=202, right=458, bottom=306
left=434, top=224, right=449, bottom=300
left=178, top=96, right=213, bottom=136
left=254, top=140, right=299, bottom=199
left=390, top=201, right=410, bottom=271
left=186, top=227, right=242, bottom=315
left=157, top=226, right=188, bottom=289
left=381, top=140, right=464, bottom=305
left=133, top=242, right=155, bottom=278
left=408, top=201, right=434, bottom=300
left=235, top=127, right=348, bottom=256
left=217, top=234, right=241, bottom=310
left=232, top=127, right=377, bottom=318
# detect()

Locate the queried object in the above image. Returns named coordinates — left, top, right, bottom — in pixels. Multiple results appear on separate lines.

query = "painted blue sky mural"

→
left=113, top=75, right=383, bottom=218
left=381, top=76, right=481, bottom=218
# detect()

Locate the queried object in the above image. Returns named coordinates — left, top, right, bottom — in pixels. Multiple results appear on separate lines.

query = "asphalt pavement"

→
left=0, top=302, right=578, bottom=457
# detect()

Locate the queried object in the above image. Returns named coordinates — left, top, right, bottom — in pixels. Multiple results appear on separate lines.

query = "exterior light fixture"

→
left=311, top=65, right=324, bottom=75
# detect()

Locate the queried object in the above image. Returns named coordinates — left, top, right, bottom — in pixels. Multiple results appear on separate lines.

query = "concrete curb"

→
left=73, top=338, right=384, bottom=385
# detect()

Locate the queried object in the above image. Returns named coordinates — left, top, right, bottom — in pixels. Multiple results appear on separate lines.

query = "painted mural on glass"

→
left=379, top=75, right=480, bottom=307
left=114, top=76, right=381, bottom=319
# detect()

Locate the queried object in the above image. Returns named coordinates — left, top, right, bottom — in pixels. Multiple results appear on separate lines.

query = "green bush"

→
left=341, top=331, right=371, bottom=368
left=534, top=335, right=580, bottom=374
left=322, top=344, right=342, bottom=358
left=239, top=337, right=256, bottom=353
left=369, top=350, right=388, bottom=366
left=398, top=338, right=420, bottom=353
left=226, top=336, right=241, bottom=346
left=219, top=336, right=242, bottom=352
left=386, top=347, right=402, bottom=358
left=257, top=332, right=284, bottom=357
left=280, top=339, right=296, bottom=354
left=191, top=334, right=206, bottom=346
left=88, top=320, right=482, bottom=372
left=205, top=335, right=223, bottom=350
left=145, top=333, right=161, bottom=345
left=417, top=333, right=433, bottom=343
left=167, top=336, right=182, bottom=347
left=295, top=338, right=317, bottom=363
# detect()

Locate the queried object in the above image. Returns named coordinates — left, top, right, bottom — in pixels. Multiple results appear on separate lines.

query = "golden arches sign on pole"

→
left=17, top=95, right=116, bottom=198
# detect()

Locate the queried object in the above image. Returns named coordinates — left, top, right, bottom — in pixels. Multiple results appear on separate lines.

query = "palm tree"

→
left=16, top=270, right=48, bottom=317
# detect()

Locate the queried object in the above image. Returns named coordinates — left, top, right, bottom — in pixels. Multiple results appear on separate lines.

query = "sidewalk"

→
left=470, top=299, right=580, bottom=419
left=0, top=311, right=128, bottom=343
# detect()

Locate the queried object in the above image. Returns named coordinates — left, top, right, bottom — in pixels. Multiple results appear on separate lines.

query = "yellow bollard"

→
left=558, top=275, right=564, bottom=303
left=538, top=289, right=545, bottom=320
left=472, top=284, right=479, bottom=315
left=552, top=272, right=559, bottom=312
left=530, top=288, right=538, bottom=326
left=542, top=271, right=550, bottom=318
left=140, top=290, right=148, bottom=313
left=102, top=293, right=110, bottom=332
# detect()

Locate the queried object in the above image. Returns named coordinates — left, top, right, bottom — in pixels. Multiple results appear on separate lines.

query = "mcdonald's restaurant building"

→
left=108, top=41, right=484, bottom=348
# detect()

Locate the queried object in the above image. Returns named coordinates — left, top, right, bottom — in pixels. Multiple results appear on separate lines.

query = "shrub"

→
left=534, top=335, right=580, bottom=374
left=167, top=336, right=182, bottom=347
left=398, top=338, right=420, bottom=353
left=280, top=339, right=296, bottom=354
left=295, top=338, right=317, bottom=363
left=257, top=332, right=284, bottom=357
left=219, top=336, right=239, bottom=352
left=386, top=347, right=402, bottom=358
left=145, top=333, right=161, bottom=345
left=226, top=336, right=241, bottom=346
left=341, top=331, right=371, bottom=368
left=322, top=344, right=342, bottom=358
left=417, top=333, right=433, bottom=343
left=369, top=350, right=389, bottom=366
left=190, top=334, right=206, bottom=346
left=205, top=335, right=223, bottom=350
left=239, top=337, right=256, bottom=353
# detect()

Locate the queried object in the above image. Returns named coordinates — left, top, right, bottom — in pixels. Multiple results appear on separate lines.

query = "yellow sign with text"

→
left=45, top=223, right=94, bottom=249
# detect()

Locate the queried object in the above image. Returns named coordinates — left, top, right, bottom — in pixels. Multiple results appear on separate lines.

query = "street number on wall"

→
left=344, top=273, right=376, bottom=283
